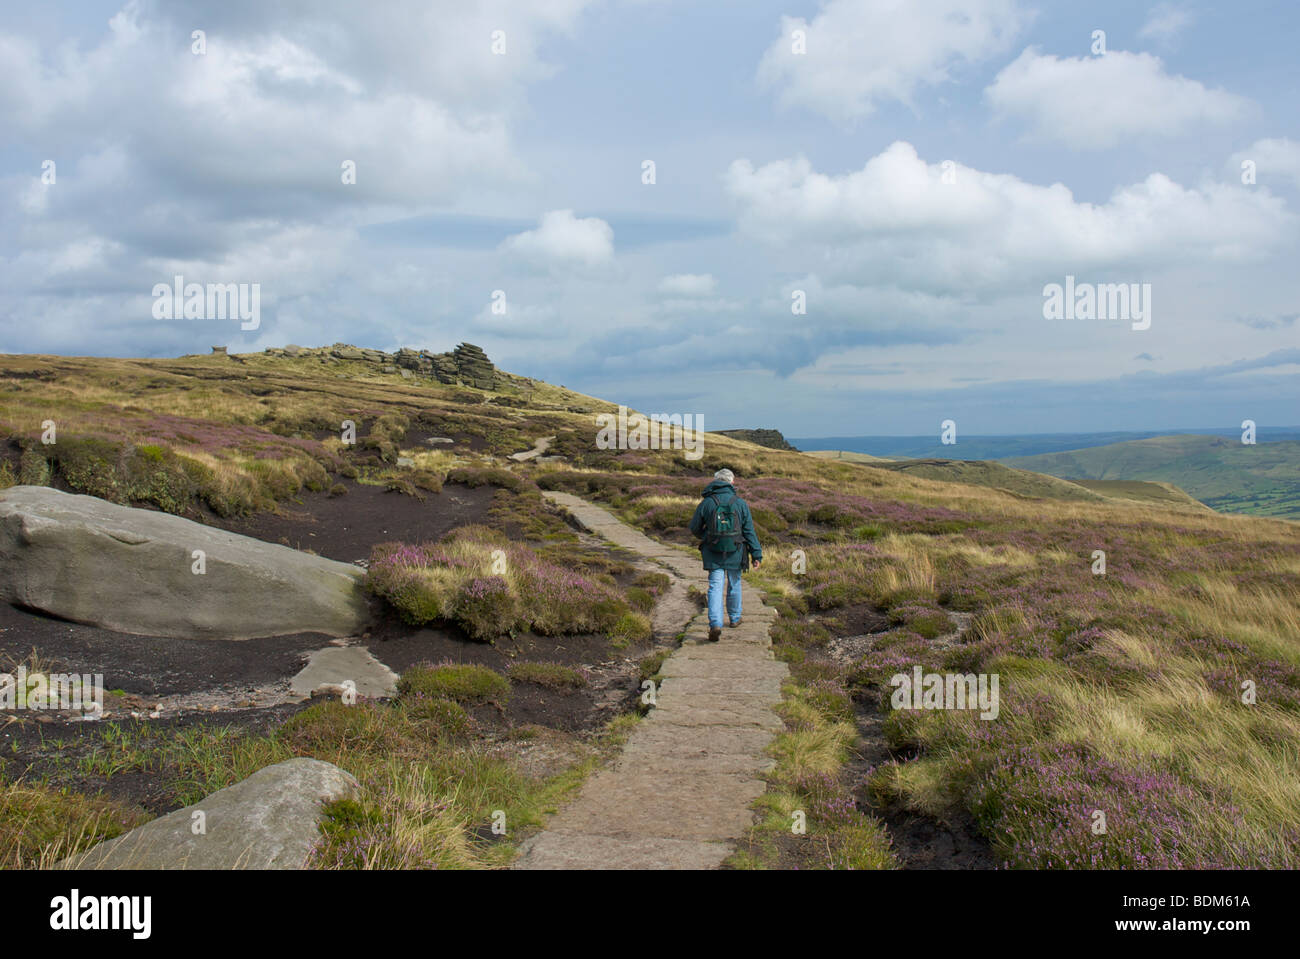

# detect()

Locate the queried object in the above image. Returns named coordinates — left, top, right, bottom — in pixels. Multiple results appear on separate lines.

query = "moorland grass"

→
left=556, top=465, right=1300, bottom=868
left=5, top=350, right=1297, bottom=869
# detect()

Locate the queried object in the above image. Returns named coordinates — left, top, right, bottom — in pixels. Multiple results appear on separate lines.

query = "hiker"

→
left=689, top=468, right=762, bottom=642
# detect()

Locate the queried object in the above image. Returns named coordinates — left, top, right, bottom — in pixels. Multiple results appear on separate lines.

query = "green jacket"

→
left=689, top=480, right=762, bottom=571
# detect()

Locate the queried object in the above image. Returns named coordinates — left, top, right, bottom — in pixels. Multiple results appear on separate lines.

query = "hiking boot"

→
left=708, top=626, right=722, bottom=642
left=729, top=618, right=742, bottom=628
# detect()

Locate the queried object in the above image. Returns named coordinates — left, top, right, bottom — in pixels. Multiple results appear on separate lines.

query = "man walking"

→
left=689, top=468, right=762, bottom=642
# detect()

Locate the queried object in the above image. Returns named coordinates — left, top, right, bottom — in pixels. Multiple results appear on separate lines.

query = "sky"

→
left=1, top=0, right=1297, bottom=436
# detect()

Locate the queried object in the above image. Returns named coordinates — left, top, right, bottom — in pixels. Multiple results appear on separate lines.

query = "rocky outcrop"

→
left=58, top=758, right=358, bottom=870
left=264, top=341, right=503, bottom=390
left=449, top=342, right=497, bottom=389
left=407, top=342, right=499, bottom=388
left=0, top=486, right=371, bottom=640
left=431, top=352, right=458, bottom=380
left=394, top=346, right=429, bottom=373
left=716, top=429, right=800, bottom=452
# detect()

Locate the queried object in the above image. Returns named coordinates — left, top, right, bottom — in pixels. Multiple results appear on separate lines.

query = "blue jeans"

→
left=707, top=568, right=743, bottom=628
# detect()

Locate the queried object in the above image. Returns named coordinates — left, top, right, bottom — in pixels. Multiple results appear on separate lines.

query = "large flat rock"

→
left=0, top=486, right=371, bottom=640
left=57, top=758, right=358, bottom=870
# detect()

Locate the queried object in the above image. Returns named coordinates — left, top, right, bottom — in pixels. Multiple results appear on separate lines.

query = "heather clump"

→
left=454, top=576, right=520, bottom=640
left=888, top=603, right=952, bottom=639
left=961, top=742, right=1299, bottom=869
left=366, top=529, right=638, bottom=641
left=851, top=629, right=943, bottom=686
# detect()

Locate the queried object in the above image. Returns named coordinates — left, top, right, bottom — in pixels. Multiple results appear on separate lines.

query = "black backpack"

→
left=705, top=493, right=744, bottom=554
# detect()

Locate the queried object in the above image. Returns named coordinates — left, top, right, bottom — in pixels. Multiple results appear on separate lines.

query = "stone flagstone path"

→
left=514, top=491, right=788, bottom=869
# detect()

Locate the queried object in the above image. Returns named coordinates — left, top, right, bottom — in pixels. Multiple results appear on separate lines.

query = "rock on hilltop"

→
left=716, top=428, right=799, bottom=452
left=260, top=341, right=509, bottom=390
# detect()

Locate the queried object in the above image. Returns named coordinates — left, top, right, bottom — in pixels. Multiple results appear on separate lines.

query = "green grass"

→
left=1068, top=479, right=1207, bottom=507
left=608, top=611, right=652, bottom=649
left=396, top=663, right=510, bottom=705
left=507, top=662, right=588, bottom=689
left=638, top=649, right=672, bottom=683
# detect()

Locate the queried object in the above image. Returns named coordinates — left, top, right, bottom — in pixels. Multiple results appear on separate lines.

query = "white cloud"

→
left=140, top=0, right=595, bottom=110
left=657, top=273, right=716, bottom=296
left=501, top=210, right=615, bottom=267
left=1229, top=138, right=1300, bottom=189
left=0, top=0, right=604, bottom=355
left=1139, top=3, right=1194, bottom=41
left=757, top=0, right=1027, bottom=123
left=725, top=141, right=1293, bottom=288
left=0, top=0, right=606, bottom=212
left=985, top=48, right=1252, bottom=148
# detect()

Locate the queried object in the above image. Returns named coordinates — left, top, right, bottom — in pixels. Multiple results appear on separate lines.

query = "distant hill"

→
left=1003, top=435, right=1300, bottom=520
left=1068, top=479, right=1208, bottom=509
left=790, top=428, right=1300, bottom=462
left=805, top=451, right=1214, bottom=510
left=874, top=459, right=1107, bottom=502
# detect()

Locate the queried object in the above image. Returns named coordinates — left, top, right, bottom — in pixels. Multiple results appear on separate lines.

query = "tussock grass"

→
left=0, top=778, right=148, bottom=870
left=507, top=662, right=588, bottom=689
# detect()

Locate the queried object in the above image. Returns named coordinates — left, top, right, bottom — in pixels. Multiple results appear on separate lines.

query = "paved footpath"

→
left=514, top=491, right=788, bottom=869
